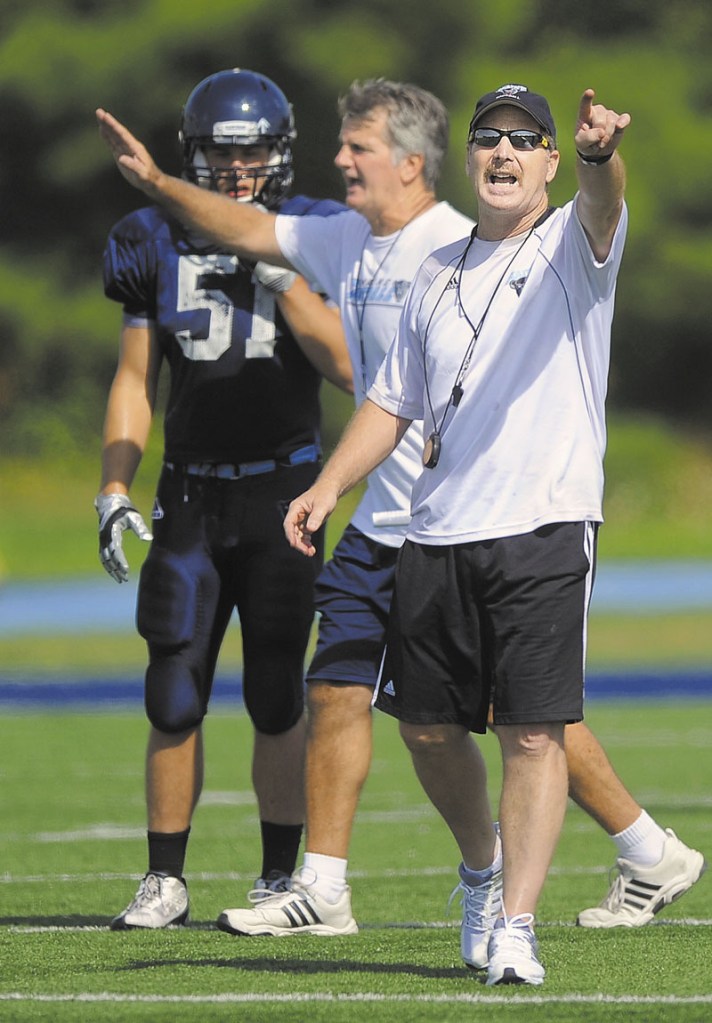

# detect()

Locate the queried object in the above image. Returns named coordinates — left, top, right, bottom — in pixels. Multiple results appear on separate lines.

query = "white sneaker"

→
left=577, top=829, right=707, bottom=928
left=217, top=868, right=358, bottom=936
left=486, top=913, right=545, bottom=986
left=449, top=861, right=503, bottom=969
left=250, top=870, right=291, bottom=903
left=111, top=872, right=189, bottom=930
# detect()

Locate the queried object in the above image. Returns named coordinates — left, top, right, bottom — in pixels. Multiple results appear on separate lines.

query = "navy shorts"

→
left=307, top=523, right=399, bottom=686
left=137, top=461, right=324, bottom=732
left=374, top=522, right=597, bottom=732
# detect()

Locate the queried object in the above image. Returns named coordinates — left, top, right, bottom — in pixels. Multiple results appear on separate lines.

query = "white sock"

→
left=303, top=852, right=348, bottom=903
left=613, top=810, right=667, bottom=867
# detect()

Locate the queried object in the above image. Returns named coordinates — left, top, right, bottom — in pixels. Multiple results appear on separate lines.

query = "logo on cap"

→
left=496, top=84, right=528, bottom=98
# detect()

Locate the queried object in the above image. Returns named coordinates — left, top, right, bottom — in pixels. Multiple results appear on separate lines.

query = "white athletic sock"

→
left=461, top=828, right=502, bottom=882
left=613, top=810, right=667, bottom=867
left=303, top=852, right=348, bottom=903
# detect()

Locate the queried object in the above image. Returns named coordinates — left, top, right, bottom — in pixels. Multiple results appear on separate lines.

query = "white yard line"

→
left=9, top=918, right=712, bottom=933
left=1, top=863, right=610, bottom=884
left=1, top=992, right=712, bottom=1007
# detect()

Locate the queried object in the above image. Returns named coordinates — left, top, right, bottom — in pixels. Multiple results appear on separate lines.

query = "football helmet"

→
left=180, top=68, right=296, bottom=208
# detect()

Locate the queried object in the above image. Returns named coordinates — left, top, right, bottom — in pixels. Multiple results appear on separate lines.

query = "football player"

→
left=96, top=68, right=351, bottom=929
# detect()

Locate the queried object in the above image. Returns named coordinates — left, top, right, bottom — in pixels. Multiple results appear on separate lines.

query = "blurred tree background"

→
left=1, top=0, right=712, bottom=580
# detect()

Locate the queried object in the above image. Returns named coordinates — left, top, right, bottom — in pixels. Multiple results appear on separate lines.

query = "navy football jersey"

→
left=103, top=195, right=346, bottom=464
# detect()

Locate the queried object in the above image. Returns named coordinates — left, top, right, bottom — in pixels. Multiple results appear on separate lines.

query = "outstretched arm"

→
left=284, top=399, right=411, bottom=555
left=96, top=108, right=289, bottom=266
left=574, top=88, right=630, bottom=262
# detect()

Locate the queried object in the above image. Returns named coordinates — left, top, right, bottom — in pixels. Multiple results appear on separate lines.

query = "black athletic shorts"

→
left=374, top=521, right=597, bottom=733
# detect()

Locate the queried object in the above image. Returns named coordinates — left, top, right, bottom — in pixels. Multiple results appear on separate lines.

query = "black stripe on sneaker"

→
left=622, top=879, right=662, bottom=908
left=283, top=896, right=320, bottom=928
left=624, top=896, right=650, bottom=909
left=626, top=880, right=661, bottom=894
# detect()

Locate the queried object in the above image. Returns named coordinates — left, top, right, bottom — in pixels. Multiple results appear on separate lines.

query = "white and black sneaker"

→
left=486, top=912, right=545, bottom=986
left=217, top=867, right=358, bottom=936
left=110, top=872, right=189, bottom=930
left=577, top=828, right=706, bottom=928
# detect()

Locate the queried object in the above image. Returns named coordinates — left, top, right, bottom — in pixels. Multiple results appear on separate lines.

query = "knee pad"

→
left=137, top=552, right=198, bottom=648
left=244, top=670, right=304, bottom=736
left=145, top=658, right=206, bottom=734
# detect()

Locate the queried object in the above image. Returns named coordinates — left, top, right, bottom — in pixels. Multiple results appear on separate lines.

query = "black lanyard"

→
left=422, top=208, right=555, bottom=469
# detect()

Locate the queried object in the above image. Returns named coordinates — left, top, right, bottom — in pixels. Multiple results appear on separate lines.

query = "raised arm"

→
left=574, top=89, right=630, bottom=262
left=284, top=399, right=411, bottom=555
left=96, top=108, right=289, bottom=267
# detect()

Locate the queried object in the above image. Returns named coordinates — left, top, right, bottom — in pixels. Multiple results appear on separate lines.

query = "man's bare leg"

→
left=565, top=721, right=640, bottom=834
left=399, top=722, right=495, bottom=869
left=399, top=721, right=500, bottom=971
left=304, top=683, right=374, bottom=858
left=495, top=722, right=568, bottom=916
left=146, top=724, right=203, bottom=831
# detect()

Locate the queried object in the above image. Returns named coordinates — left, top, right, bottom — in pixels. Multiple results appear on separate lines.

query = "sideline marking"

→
left=9, top=918, right=712, bottom=934
left=0, top=863, right=610, bottom=884
left=1, top=992, right=712, bottom=1006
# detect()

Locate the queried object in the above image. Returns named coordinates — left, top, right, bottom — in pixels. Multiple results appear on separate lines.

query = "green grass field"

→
left=1, top=421, right=712, bottom=1019
left=3, top=412, right=712, bottom=583
left=1, top=701, right=710, bottom=1022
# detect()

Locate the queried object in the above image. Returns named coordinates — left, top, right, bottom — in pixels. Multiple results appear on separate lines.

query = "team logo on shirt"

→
left=152, top=498, right=165, bottom=521
left=351, top=278, right=411, bottom=305
left=508, top=269, right=529, bottom=296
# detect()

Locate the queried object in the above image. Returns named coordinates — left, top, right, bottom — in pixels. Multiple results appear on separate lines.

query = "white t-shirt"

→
left=275, top=202, right=474, bottom=546
left=368, top=197, right=628, bottom=545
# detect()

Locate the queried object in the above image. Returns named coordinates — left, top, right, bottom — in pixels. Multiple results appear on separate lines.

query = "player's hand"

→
left=95, top=493, right=153, bottom=584
left=283, top=487, right=337, bottom=556
left=575, top=89, right=630, bottom=160
left=251, top=261, right=297, bottom=293
left=95, top=108, right=164, bottom=195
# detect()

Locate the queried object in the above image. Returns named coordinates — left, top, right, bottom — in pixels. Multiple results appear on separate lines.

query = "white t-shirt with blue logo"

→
left=275, top=202, right=474, bottom=546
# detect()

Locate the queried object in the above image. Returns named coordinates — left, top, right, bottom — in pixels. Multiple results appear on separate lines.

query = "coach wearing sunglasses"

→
left=284, top=84, right=630, bottom=985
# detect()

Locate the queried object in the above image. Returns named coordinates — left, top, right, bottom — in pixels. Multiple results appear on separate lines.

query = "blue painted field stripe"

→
left=0, top=678, right=242, bottom=706
left=3, top=560, right=712, bottom=637
left=0, top=671, right=710, bottom=706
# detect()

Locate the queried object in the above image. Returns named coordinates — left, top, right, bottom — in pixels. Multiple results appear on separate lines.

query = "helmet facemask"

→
left=184, top=140, right=294, bottom=207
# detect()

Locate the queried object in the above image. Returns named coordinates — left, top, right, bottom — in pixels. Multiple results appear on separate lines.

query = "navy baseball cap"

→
left=468, top=84, right=556, bottom=141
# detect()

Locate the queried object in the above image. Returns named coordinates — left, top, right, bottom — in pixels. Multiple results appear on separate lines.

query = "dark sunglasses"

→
left=469, top=127, right=550, bottom=151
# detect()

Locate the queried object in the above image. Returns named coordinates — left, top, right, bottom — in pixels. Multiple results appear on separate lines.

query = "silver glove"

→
left=251, top=261, right=297, bottom=293
left=94, top=492, right=152, bottom=584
